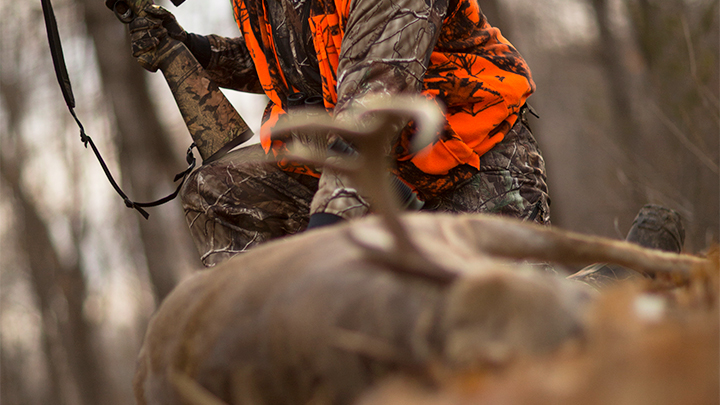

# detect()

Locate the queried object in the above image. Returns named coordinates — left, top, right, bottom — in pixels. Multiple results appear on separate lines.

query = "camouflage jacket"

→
left=200, top=0, right=535, bottom=196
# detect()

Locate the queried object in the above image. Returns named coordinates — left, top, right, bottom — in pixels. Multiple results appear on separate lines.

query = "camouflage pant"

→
left=421, top=120, right=550, bottom=223
left=180, top=119, right=550, bottom=266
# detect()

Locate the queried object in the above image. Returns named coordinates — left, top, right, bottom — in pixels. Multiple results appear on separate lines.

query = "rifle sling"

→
left=41, top=0, right=194, bottom=219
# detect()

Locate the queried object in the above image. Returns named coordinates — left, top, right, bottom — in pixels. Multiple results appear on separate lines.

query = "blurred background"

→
left=0, top=0, right=717, bottom=403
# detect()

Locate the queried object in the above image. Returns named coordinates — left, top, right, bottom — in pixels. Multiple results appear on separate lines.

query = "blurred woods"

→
left=502, top=0, right=719, bottom=251
left=0, top=0, right=717, bottom=404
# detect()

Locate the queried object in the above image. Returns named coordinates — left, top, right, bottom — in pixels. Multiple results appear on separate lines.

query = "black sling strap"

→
left=41, top=0, right=195, bottom=219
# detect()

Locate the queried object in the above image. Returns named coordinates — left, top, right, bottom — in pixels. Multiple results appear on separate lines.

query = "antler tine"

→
left=270, top=113, right=368, bottom=174
left=272, top=96, right=447, bottom=272
left=341, top=97, right=444, bottom=269
left=357, top=97, right=445, bottom=153
left=270, top=95, right=444, bottom=158
left=271, top=114, right=366, bottom=143
left=460, top=215, right=708, bottom=278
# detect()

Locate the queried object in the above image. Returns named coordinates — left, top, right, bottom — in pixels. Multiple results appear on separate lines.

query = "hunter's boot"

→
left=568, top=204, right=686, bottom=289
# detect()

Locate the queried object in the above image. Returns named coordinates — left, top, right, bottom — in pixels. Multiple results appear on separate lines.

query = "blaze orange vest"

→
left=232, top=0, right=534, bottom=177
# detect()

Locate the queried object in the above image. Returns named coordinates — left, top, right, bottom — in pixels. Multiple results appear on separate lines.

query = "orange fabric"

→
left=308, top=13, right=342, bottom=109
left=232, top=0, right=534, bottom=177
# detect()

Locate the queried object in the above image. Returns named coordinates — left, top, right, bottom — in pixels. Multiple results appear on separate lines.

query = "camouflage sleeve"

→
left=203, top=34, right=265, bottom=94
left=309, top=0, right=449, bottom=221
left=334, top=0, right=448, bottom=123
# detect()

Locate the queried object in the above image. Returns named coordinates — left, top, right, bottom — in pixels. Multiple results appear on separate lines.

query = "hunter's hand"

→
left=129, top=5, right=187, bottom=71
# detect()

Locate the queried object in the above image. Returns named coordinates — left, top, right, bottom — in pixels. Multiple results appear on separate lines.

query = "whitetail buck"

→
left=133, top=98, right=711, bottom=405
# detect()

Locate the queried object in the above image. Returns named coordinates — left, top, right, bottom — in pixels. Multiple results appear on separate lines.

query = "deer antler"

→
left=272, top=96, right=454, bottom=283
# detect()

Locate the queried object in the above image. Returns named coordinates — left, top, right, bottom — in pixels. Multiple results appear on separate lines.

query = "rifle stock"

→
left=106, top=0, right=254, bottom=163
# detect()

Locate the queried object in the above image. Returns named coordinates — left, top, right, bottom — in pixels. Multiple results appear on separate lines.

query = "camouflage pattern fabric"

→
left=227, top=0, right=535, bottom=179
left=568, top=205, right=685, bottom=289
left=181, top=117, right=549, bottom=267
left=181, top=145, right=318, bottom=266
left=200, top=34, right=265, bottom=94
left=420, top=117, right=551, bottom=224
left=308, top=156, right=370, bottom=220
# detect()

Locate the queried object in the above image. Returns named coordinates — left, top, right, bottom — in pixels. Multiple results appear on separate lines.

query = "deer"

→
left=132, top=97, right=711, bottom=405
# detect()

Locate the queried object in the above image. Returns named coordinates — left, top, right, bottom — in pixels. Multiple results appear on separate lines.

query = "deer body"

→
left=133, top=212, right=706, bottom=405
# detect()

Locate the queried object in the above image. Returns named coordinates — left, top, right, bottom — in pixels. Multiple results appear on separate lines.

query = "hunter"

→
left=128, top=0, right=550, bottom=266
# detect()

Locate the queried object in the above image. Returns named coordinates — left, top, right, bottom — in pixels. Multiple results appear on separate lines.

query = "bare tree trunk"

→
left=588, top=0, right=647, bottom=212
left=480, top=0, right=512, bottom=39
left=627, top=0, right=662, bottom=70
left=623, top=0, right=720, bottom=250
left=589, top=0, right=642, bottom=151
left=78, top=0, right=199, bottom=301
left=0, top=63, right=108, bottom=404
left=0, top=348, right=28, bottom=405
left=0, top=157, right=106, bottom=405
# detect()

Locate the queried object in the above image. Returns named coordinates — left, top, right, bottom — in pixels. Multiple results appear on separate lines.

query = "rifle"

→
left=41, top=0, right=253, bottom=218
left=105, top=0, right=254, bottom=163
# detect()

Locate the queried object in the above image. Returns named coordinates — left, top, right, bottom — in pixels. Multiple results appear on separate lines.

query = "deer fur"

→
left=133, top=213, right=709, bottom=405
left=134, top=97, right=710, bottom=404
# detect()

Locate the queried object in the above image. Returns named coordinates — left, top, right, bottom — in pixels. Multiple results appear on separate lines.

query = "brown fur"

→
left=358, top=248, right=720, bottom=405
left=133, top=213, right=711, bottom=404
left=134, top=99, right=712, bottom=404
